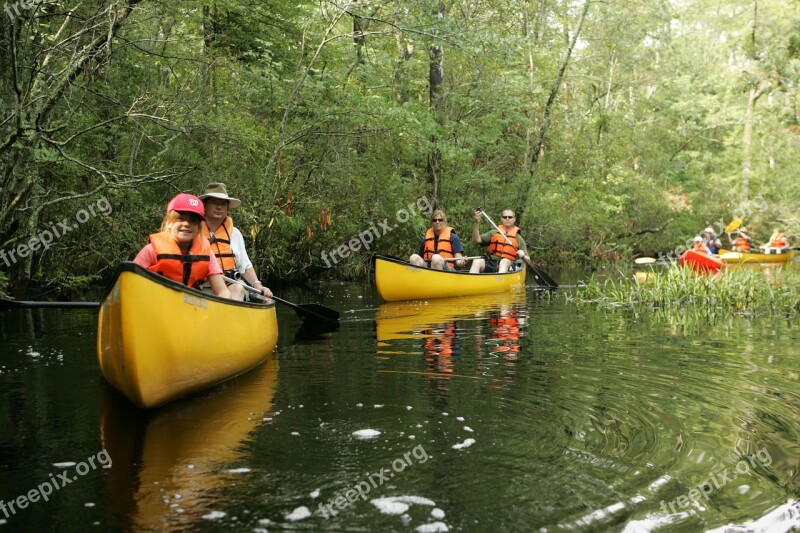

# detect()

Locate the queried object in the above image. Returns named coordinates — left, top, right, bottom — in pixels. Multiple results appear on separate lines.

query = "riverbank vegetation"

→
left=2, top=1, right=800, bottom=293
left=572, top=267, right=800, bottom=318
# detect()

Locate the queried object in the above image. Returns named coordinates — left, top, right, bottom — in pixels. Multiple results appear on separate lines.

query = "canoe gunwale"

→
left=102, top=262, right=276, bottom=310
left=372, top=254, right=525, bottom=277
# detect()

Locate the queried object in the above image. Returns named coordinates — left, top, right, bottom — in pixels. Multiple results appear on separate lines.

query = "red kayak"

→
left=678, top=249, right=724, bottom=273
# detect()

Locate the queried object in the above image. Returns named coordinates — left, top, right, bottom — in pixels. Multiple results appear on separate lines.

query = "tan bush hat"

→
left=198, top=182, right=241, bottom=209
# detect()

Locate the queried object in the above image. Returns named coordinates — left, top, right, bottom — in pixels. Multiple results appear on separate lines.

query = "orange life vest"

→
left=202, top=217, right=237, bottom=271
left=770, top=233, right=786, bottom=248
left=147, top=232, right=211, bottom=288
left=491, top=312, right=520, bottom=354
left=422, top=227, right=456, bottom=260
left=735, top=236, right=751, bottom=252
left=488, top=226, right=521, bottom=261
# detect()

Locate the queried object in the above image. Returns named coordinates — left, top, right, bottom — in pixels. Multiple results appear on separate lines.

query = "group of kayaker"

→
left=133, top=184, right=273, bottom=301
left=409, top=208, right=530, bottom=273
left=692, top=225, right=790, bottom=256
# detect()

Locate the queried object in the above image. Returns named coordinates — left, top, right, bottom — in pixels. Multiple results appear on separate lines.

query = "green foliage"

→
left=571, top=266, right=800, bottom=318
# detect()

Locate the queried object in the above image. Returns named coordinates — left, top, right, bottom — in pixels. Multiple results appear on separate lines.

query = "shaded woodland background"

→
left=2, top=0, right=799, bottom=293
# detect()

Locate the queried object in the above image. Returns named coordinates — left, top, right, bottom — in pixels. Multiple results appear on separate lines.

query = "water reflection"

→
left=100, top=357, right=278, bottom=530
left=375, top=291, right=527, bottom=382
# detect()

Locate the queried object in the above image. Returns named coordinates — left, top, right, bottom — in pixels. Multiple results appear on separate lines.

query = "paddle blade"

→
left=634, top=257, right=657, bottom=264
left=724, top=219, right=743, bottom=233
left=296, top=303, right=340, bottom=322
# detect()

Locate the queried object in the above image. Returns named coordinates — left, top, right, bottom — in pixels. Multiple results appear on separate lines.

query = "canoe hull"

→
left=375, top=255, right=526, bottom=302
left=719, top=248, right=797, bottom=264
left=97, top=263, right=278, bottom=408
left=678, top=250, right=724, bottom=273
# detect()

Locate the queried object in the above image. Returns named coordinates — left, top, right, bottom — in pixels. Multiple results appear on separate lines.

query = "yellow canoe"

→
left=97, top=263, right=279, bottom=408
left=374, top=255, right=526, bottom=302
left=719, top=248, right=797, bottom=264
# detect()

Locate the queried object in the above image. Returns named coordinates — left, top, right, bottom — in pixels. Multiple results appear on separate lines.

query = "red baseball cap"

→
left=166, top=193, right=205, bottom=217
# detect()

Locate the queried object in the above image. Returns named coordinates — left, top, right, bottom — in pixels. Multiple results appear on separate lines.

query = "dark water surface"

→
left=1, top=278, right=800, bottom=532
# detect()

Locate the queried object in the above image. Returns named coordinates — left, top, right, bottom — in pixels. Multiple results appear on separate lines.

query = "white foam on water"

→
left=452, top=438, right=475, bottom=450
left=224, top=468, right=251, bottom=474
left=705, top=500, right=800, bottom=533
left=456, top=416, right=464, bottom=421
left=371, top=495, right=436, bottom=516
left=291, top=432, right=300, bottom=436
left=352, top=429, right=381, bottom=439
left=463, top=426, right=474, bottom=433
left=431, top=508, right=446, bottom=519
left=416, top=522, right=449, bottom=532
left=310, top=488, right=321, bottom=498
left=374, top=404, right=384, bottom=408
left=286, top=506, right=311, bottom=521
left=257, top=518, right=271, bottom=526
left=202, top=511, right=226, bottom=520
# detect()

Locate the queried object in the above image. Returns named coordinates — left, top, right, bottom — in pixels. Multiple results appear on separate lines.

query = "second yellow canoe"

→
left=374, top=255, right=526, bottom=302
left=719, top=248, right=797, bottom=264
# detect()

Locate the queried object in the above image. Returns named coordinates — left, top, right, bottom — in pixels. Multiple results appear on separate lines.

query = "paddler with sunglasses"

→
left=470, top=209, right=528, bottom=274
left=409, top=209, right=467, bottom=271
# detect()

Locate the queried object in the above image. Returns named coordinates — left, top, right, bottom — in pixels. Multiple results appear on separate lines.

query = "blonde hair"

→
left=430, top=209, right=447, bottom=224
left=160, top=210, right=203, bottom=233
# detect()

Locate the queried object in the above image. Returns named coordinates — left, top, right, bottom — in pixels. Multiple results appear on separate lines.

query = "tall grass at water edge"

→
left=569, top=266, right=800, bottom=318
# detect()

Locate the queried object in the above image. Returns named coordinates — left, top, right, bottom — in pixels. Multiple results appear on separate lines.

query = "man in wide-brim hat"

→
left=199, top=182, right=272, bottom=300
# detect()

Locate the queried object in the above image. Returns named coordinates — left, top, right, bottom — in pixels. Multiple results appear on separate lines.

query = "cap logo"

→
left=189, top=199, right=199, bottom=206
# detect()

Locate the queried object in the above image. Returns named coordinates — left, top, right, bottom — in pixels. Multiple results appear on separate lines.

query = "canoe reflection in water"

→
left=100, top=356, right=278, bottom=530
left=375, top=291, right=527, bottom=383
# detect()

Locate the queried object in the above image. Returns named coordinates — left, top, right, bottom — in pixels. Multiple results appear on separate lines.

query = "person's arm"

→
left=472, top=210, right=483, bottom=243
left=133, top=243, right=157, bottom=268
left=451, top=233, right=466, bottom=267
left=230, top=228, right=272, bottom=297
left=515, top=234, right=528, bottom=260
left=242, top=266, right=272, bottom=298
left=726, top=232, right=734, bottom=245
left=208, top=274, right=231, bottom=298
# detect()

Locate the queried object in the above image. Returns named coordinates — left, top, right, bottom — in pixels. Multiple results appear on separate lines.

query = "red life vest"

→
left=770, top=232, right=786, bottom=248
left=422, top=227, right=456, bottom=260
left=202, top=217, right=237, bottom=271
left=735, top=236, right=751, bottom=252
left=147, top=232, right=211, bottom=288
left=488, top=226, right=521, bottom=261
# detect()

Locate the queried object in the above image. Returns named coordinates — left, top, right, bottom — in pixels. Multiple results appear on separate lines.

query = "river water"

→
left=1, top=275, right=799, bottom=532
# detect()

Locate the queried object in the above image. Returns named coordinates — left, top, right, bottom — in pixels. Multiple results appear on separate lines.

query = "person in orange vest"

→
left=409, top=209, right=467, bottom=270
left=692, top=236, right=710, bottom=254
left=199, top=182, right=272, bottom=301
left=726, top=226, right=752, bottom=253
left=133, top=193, right=231, bottom=298
left=762, top=227, right=789, bottom=251
left=470, top=209, right=528, bottom=273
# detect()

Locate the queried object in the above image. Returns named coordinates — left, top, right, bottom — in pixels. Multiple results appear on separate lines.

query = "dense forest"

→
left=1, top=0, right=799, bottom=294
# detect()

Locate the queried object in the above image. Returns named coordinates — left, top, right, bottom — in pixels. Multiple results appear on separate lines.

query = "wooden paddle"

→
left=222, top=276, right=339, bottom=322
left=0, top=298, right=99, bottom=309
left=724, top=219, right=743, bottom=233
left=477, top=208, right=558, bottom=289
left=634, top=257, right=657, bottom=264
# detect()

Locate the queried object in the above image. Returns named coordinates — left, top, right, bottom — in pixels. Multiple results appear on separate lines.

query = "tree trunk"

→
left=427, top=1, right=446, bottom=206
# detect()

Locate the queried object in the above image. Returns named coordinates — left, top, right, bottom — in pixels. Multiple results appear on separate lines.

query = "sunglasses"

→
left=502, top=215, right=514, bottom=219
left=432, top=218, right=444, bottom=222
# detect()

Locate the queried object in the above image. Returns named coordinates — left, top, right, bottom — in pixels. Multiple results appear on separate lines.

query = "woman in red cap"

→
left=133, top=193, right=231, bottom=298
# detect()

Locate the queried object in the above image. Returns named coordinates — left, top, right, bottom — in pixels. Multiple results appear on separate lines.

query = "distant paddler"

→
left=409, top=210, right=467, bottom=271
left=726, top=226, right=752, bottom=253
left=470, top=209, right=527, bottom=274
left=762, top=228, right=789, bottom=251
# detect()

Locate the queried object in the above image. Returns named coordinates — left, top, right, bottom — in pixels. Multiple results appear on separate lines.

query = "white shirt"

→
left=228, top=226, right=253, bottom=275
